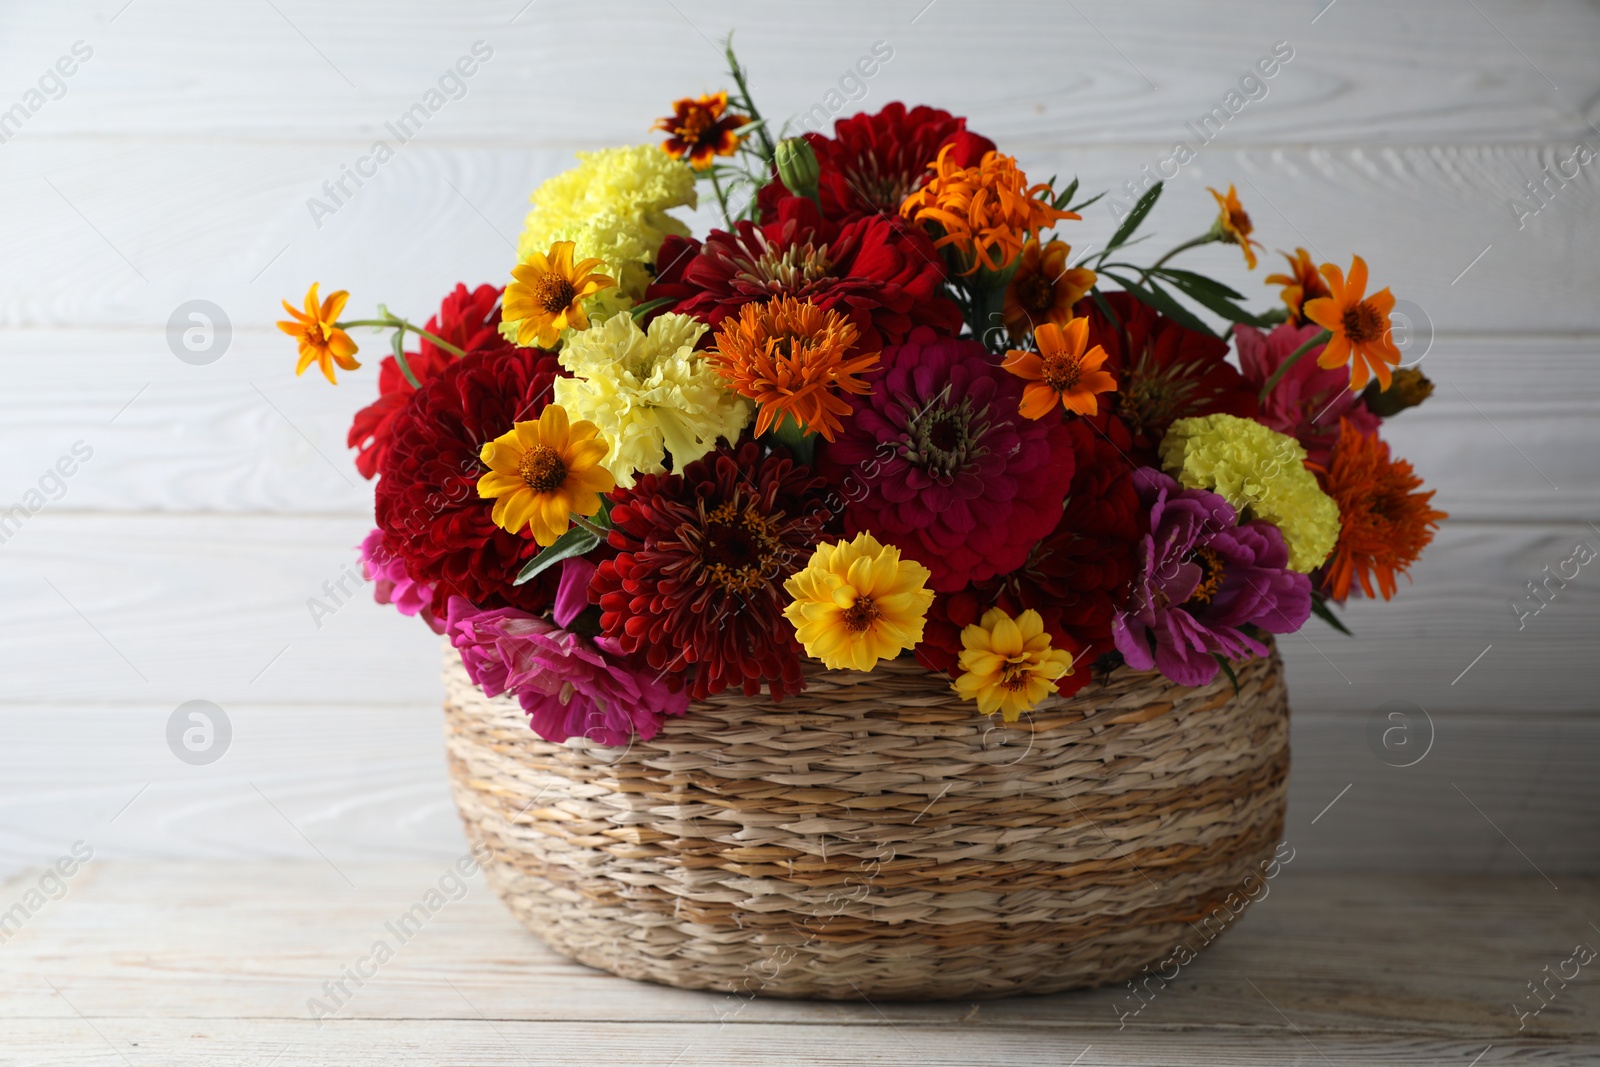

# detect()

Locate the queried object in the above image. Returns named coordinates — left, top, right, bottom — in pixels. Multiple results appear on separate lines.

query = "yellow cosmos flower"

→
left=952, top=607, right=1075, bottom=721
left=782, top=532, right=934, bottom=672
left=476, top=404, right=615, bottom=546
left=278, top=283, right=360, bottom=384
left=503, top=241, right=617, bottom=349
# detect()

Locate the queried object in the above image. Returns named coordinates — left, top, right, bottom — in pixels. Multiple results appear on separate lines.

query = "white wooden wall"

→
left=1, top=0, right=1596, bottom=877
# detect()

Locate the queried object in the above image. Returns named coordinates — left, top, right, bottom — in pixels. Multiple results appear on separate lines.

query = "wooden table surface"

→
left=2, top=861, right=1595, bottom=1065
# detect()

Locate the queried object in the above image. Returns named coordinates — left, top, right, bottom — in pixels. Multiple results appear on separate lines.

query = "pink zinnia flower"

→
left=1236, top=322, right=1379, bottom=468
left=360, top=529, right=444, bottom=633
left=818, top=327, right=1076, bottom=593
left=445, top=597, right=688, bottom=747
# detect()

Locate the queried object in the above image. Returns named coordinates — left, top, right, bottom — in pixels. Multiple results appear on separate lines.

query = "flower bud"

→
left=1363, top=366, right=1433, bottom=416
left=775, top=137, right=821, bottom=202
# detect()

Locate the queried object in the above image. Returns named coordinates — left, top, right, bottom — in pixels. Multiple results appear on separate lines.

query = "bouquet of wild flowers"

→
left=283, top=46, right=1443, bottom=747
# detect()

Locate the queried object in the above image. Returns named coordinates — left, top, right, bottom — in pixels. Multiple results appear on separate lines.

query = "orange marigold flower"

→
left=1314, top=420, right=1446, bottom=602
left=1301, top=254, right=1402, bottom=391
left=1002, top=238, right=1097, bottom=342
left=1002, top=318, right=1117, bottom=420
left=900, top=145, right=1078, bottom=275
left=503, top=241, right=616, bottom=349
left=279, top=283, right=360, bottom=384
left=1264, top=247, right=1331, bottom=326
left=1208, top=184, right=1264, bottom=270
left=709, top=296, right=877, bottom=442
left=654, top=91, right=748, bottom=170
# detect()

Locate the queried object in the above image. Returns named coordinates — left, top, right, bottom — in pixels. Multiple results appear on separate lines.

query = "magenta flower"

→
left=360, top=529, right=444, bottom=633
left=1112, top=469, right=1311, bottom=687
left=1236, top=321, right=1379, bottom=468
left=445, top=597, right=689, bottom=747
left=818, top=326, right=1076, bottom=593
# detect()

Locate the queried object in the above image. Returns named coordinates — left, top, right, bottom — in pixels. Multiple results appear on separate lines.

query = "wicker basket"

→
left=443, top=641, right=1289, bottom=1000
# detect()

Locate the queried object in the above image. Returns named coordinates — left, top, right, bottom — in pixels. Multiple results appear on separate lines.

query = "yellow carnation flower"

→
left=552, top=312, right=751, bottom=487
left=517, top=144, right=697, bottom=302
left=1160, top=413, right=1341, bottom=572
left=951, top=607, right=1075, bottom=721
left=782, top=533, right=934, bottom=672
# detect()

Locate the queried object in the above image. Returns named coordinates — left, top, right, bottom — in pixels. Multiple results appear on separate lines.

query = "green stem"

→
left=340, top=317, right=468, bottom=359
left=570, top=513, right=609, bottom=539
left=725, top=39, right=776, bottom=163
left=1258, top=329, right=1332, bottom=400
left=708, top=167, right=735, bottom=230
left=1139, top=232, right=1219, bottom=276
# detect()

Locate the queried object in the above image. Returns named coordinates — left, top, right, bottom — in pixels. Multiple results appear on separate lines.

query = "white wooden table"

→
left=3, top=861, right=1595, bottom=1064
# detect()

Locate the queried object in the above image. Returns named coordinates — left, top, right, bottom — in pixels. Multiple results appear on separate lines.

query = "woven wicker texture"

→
left=443, top=642, right=1289, bottom=1000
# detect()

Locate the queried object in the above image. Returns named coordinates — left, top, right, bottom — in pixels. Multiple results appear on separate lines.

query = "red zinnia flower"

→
left=347, top=283, right=513, bottom=480
left=915, top=415, right=1143, bottom=698
left=374, top=347, right=565, bottom=616
left=1080, top=292, right=1259, bottom=462
left=592, top=442, right=831, bottom=702
left=646, top=196, right=962, bottom=353
left=818, top=327, right=1076, bottom=594
left=756, top=102, right=995, bottom=223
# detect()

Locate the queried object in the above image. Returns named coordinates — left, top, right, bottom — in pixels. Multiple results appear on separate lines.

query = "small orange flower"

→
left=1208, top=185, right=1264, bottom=270
left=1002, top=238, right=1098, bottom=342
left=1301, top=255, right=1402, bottom=391
left=1314, top=420, right=1446, bottom=602
left=900, top=145, right=1079, bottom=275
left=1264, top=247, right=1331, bottom=325
left=278, top=283, right=360, bottom=384
left=1002, top=318, right=1117, bottom=420
left=654, top=91, right=748, bottom=170
left=709, top=296, right=878, bottom=441
left=503, top=241, right=616, bottom=349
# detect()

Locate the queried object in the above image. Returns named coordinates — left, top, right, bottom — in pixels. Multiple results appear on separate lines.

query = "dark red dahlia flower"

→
left=915, top=415, right=1144, bottom=698
left=757, top=102, right=995, bottom=223
left=818, top=327, right=1076, bottom=594
left=374, top=346, right=564, bottom=616
left=592, top=442, right=830, bottom=702
left=347, top=283, right=513, bottom=480
left=646, top=196, right=961, bottom=352
left=1080, top=292, right=1259, bottom=462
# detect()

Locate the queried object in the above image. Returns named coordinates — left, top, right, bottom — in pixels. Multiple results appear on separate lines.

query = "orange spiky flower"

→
left=1314, top=420, right=1446, bottom=602
left=1264, top=247, right=1331, bottom=326
left=1302, top=254, right=1402, bottom=391
left=709, top=296, right=878, bottom=442
left=900, top=145, right=1078, bottom=274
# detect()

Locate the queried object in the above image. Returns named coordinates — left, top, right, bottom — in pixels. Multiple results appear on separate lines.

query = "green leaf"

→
left=1152, top=269, right=1266, bottom=326
left=1214, top=654, right=1241, bottom=696
left=1101, top=271, right=1217, bottom=338
left=513, top=523, right=603, bottom=586
left=1066, top=190, right=1106, bottom=215
left=1150, top=267, right=1244, bottom=301
left=1051, top=176, right=1080, bottom=211
left=1088, top=287, right=1122, bottom=335
left=1310, top=593, right=1354, bottom=636
left=1105, top=181, right=1163, bottom=252
left=628, top=296, right=675, bottom=321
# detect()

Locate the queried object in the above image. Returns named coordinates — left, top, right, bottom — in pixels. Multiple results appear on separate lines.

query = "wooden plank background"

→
left=0, top=0, right=1596, bottom=878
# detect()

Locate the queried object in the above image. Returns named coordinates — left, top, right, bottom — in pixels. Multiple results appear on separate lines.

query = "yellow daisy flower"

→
left=503, top=240, right=616, bottom=349
left=952, top=607, right=1075, bottom=721
left=782, top=532, right=934, bottom=672
left=278, top=283, right=360, bottom=384
left=476, top=404, right=615, bottom=546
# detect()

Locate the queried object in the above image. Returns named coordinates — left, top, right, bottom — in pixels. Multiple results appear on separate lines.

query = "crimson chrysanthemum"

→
left=374, top=347, right=566, bottom=616
left=756, top=102, right=995, bottom=224
left=915, top=415, right=1143, bottom=697
left=646, top=196, right=961, bottom=353
left=592, top=442, right=831, bottom=702
left=819, top=327, right=1076, bottom=594
left=1080, top=292, right=1258, bottom=462
left=347, top=284, right=513, bottom=480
